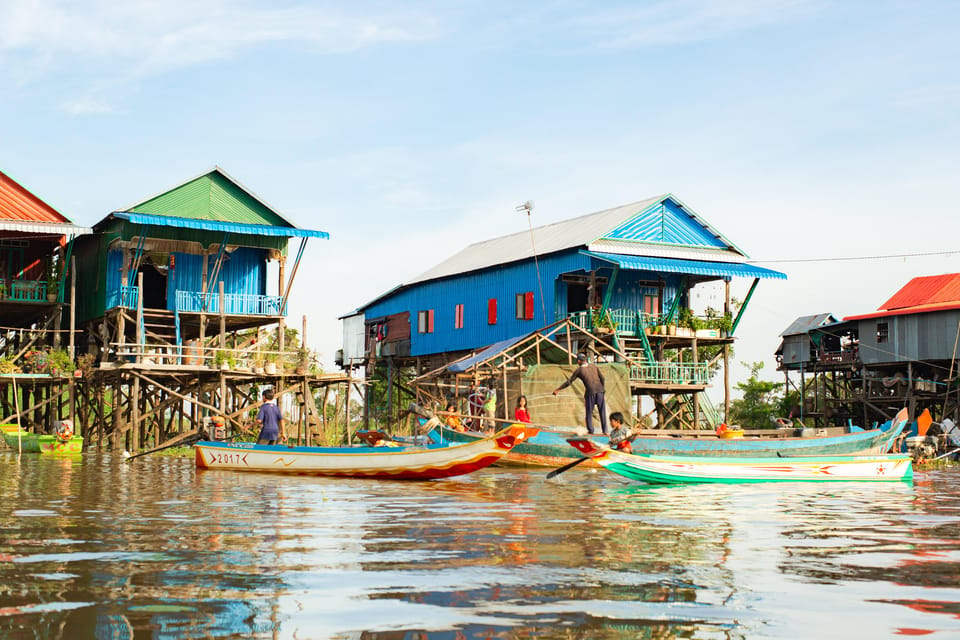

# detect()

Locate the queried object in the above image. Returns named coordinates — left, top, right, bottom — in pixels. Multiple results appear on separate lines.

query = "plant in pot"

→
left=590, top=309, right=617, bottom=334
left=45, top=258, right=61, bottom=303
left=212, top=350, right=235, bottom=371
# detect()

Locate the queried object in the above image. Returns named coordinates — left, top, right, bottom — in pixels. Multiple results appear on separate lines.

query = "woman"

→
left=514, top=395, right=532, bottom=423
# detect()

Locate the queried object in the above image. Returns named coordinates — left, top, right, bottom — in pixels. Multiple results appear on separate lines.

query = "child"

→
left=608, top=412, right=634, bottom=453
left=514, top=395, right=532, bottom=423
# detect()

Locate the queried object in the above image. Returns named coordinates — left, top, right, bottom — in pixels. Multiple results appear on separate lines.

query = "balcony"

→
left=4, top=279, right=51, bottom=303
left=175, top=291, right=285, bottom=316
left=106, top=287, right=285, bottom=316
left=630, top=362, right=711, bottom=386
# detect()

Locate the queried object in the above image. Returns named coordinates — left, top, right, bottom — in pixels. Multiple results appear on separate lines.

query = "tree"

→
left=729, top=361, right=786, bottom=428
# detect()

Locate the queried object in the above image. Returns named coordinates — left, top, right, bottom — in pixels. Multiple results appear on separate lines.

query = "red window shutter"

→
left=488, top=298, right=497, bottom=324
left=524, top=292, right=534, bottom=320
left=428, top=309, right=434, bottom=333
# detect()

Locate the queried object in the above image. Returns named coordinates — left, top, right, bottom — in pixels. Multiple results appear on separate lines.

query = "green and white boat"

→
left=567, top=437, right=913, bottom=484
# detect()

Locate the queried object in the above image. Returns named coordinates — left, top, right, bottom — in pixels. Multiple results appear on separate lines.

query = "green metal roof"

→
left=125, top=168, right=293, bottom=227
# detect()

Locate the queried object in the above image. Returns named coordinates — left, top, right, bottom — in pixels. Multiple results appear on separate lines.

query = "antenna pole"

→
left=516, top=201, right=548, bottom=322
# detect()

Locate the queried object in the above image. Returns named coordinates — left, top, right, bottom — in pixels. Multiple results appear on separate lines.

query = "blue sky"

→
left=2, top=0, right=959, bottom=389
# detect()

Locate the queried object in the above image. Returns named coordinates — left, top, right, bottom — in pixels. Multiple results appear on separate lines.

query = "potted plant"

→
left=591, top=309, right=617, bottom=334
left=212, top=350, right=235, bottom=371
left=45, top=258, right=60, bottom=303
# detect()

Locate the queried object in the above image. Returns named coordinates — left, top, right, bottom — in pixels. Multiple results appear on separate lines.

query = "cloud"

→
left=58, top=97, right=115, bottom=116
left=0, top=0, right=440, bottom=77
left=571, top=0, right=820, bottom=47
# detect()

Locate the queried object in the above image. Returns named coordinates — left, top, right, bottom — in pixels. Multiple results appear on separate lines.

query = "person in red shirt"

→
left=514, top=395, right=532, bottom=423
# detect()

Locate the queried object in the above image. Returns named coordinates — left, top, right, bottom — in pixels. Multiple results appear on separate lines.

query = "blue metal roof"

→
left=585, top=251, right=787, bottom=280
left=448, top=333, right=530, bottom=373
left=113, top=212, right=329, bottom=239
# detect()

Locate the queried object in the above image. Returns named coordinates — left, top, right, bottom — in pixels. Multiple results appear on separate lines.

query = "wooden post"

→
left=69, top=255, right=76, bottom=359
left=345, top=377, right=352, bottom=444
left=136, top=272, right=144, bottom=364
left=218, top=280, right=226, bottom=350
left=131, top=375, right=140, bottom=452
left=723, top=280, right=731, bottom=422
left=692, top=337, right=700, bottom=429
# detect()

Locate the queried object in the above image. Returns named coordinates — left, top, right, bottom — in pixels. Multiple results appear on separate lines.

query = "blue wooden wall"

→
left=364, top=251, right=591, bottom=356
left=363, top=251, right=691, bottom=356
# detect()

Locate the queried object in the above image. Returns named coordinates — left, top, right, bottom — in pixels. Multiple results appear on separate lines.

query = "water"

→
left=2, top=453, right=960, bottom=639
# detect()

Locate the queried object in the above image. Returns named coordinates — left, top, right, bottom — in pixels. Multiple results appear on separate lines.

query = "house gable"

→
left=604, top=197, right=729, bottom=249
left=127, top=169, right=290, bottom=227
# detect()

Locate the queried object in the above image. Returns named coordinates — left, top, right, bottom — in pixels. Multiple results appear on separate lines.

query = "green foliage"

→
left=728, top=361, right=785, bottom=428
left=591, top=308, right=617, bottom=330
left=0, top=357, right=19, bottom=374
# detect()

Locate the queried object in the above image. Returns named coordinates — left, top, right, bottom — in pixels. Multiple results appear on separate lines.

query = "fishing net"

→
left=519, top=363, right=632, bottom=430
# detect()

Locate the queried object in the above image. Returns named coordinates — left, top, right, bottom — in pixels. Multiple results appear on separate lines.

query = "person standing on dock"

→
left=256, top=388, right=286, bottom=445
left=553, top=352, right=609, bottom=434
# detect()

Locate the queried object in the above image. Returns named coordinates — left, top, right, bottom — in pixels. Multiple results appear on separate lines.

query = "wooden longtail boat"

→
left=1, top=423, right=83, bottom=454
left=566, top=437, right=913, bottom=483
left=431, top=407, right=909, bottom=468
left=194, top=424, right=531, bottom=480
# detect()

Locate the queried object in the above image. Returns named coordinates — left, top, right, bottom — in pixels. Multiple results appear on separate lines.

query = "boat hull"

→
left=2, top=429, right=83, bottom=454
left=568, top=438, right=913, bottom=484
left=432, top=408, right=908, bottom=468
left=195, top=425, right=529, bottom=480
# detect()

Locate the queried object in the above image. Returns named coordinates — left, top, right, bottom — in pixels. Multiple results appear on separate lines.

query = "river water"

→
left=1, top=453, right=959, bottom=640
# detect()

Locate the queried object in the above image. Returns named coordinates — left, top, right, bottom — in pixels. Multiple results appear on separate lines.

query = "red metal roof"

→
left=844, top=273, right=960, bottom=321
left=880, top=273, right=960, bottom=310
left=0, top=170, right=71, bottom=223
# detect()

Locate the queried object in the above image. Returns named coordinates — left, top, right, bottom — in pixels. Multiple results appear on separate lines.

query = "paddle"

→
left=545, top=455, right=591, bottom=479
left=124, top=430, right=203, bottom=462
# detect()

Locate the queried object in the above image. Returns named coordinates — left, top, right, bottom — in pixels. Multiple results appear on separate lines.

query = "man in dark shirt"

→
left=256, top=388, right=286, bottom=445
left=553, top=352, right=609, bottom=434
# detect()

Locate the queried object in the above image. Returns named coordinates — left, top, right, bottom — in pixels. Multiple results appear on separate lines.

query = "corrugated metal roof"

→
left=779, top=313, right=839, bottom=337
left=118, top=166, right=301, bottom=228
left=605, top=197, right=732, bottom=249
left=586, top=252, right=787, bottom=280
left=878, top=273, right=960, bottom=311
left=408, top=194, right=747, bottom=285
left=113, top=212, right=329, bottom=238
left=844, top=302, right=960, bottom=321
left=0, top=169, right=73, bottom=224
left=448, top=333, right=530, bottom=373
left=588, top=239, right=745, bottom=262
left=0, top=220, right=90, bottom=235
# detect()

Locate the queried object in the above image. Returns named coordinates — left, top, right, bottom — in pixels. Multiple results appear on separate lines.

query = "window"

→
left=454, top=304, right=464, bottom=329
left=488, top=298, right=497, bottom=325
left=877, top=322, right=888, bottom=343
left=418, top=309, right=434, bottom=334
left=515, top=292, right=534, bottom=320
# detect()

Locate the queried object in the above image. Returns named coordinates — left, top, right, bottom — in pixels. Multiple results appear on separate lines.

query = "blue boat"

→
left=430, top=408, right=909, bottom=468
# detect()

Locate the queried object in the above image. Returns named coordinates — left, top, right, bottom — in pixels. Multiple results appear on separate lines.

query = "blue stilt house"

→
left=341, top=194, right=785, bottom=426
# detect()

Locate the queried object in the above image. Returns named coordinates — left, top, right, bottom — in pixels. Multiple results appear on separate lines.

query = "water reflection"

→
left=1, top=454, right=959, bottom=638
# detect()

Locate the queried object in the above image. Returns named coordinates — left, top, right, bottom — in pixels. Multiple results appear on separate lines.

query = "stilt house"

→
left=776, top=273, right=960, bottom=428
left=0, top=169, right=89, bottom=335
left=342, top=194, right=785, bottom=427
left=72, top=167, right=328, bottom=362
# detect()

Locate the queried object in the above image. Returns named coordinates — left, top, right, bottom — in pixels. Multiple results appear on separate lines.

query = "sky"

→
left=1, top=0, right=959, bottom=395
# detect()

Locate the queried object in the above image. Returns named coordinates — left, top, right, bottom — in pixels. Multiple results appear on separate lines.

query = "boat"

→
left=566, top=437, right=913, bottom=483
left=1, top=422, right=83, bottom=454
left=194, top=424, right=531, bottom=480
left=431, top=407, right=909, bottom=468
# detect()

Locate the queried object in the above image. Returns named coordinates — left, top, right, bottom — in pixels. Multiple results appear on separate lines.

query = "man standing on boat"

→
left=256, top=388, right=286, bottom=445
left=553, top=352, right=609, bottom=434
